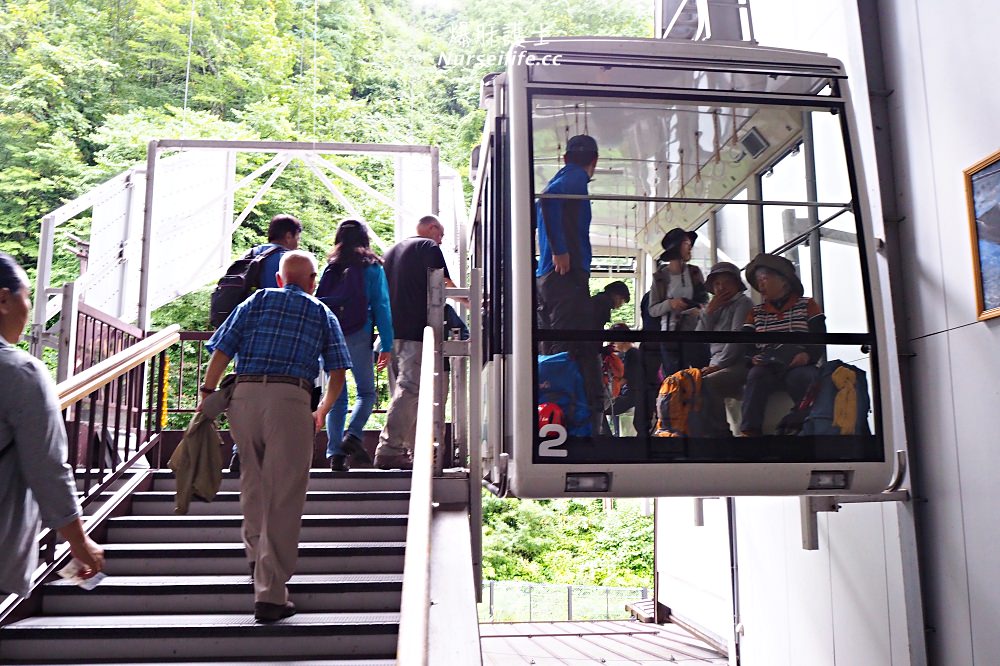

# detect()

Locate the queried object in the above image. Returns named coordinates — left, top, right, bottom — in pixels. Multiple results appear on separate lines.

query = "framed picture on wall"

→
left=965, top=149, right=1000, bottom=320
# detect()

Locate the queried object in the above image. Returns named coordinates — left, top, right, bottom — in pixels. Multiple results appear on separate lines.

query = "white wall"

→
left=875, top=1, right=1000, bottom=663
left=654, top=2, right=927, bottom=664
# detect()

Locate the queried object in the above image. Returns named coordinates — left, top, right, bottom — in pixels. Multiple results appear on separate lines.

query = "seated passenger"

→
left=696, top=262, right=754, bottom=436
left=740, top=254, right=826, bottom=437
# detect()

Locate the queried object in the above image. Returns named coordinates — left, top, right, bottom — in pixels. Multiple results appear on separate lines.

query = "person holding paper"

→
left=0, top=253, right=104, bottom=599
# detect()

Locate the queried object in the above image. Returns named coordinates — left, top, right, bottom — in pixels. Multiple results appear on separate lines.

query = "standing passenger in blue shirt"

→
left=315, top=219, right=394, bottom=472
left=536, top=134, right=603, bottom=432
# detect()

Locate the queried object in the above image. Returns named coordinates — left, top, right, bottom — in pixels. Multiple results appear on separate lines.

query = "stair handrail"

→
left=56, top=325, right=180, bottom=409
left=396, top=325, right=436, bottom=666
left=1, top=325, right=179, bottom=626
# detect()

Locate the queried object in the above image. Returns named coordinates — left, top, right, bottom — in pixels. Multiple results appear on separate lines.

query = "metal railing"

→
left=479, top=581, right=650, bottom=623
left=1, top=325, right=179, bottom=625
left=161, top=331, right=391, bottom=429
left=396, top=326, right=437, bottom=666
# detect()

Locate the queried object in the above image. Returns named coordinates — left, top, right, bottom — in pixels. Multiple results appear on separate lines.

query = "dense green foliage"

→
left=482, top=493, right=653, bottom=587
left=1, top=0, right=650, bottom=301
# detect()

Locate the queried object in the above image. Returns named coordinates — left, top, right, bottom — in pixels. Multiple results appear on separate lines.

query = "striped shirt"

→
left=743, top=294, right=826, bottom=364
left=207, top=284, right=352, bottom=380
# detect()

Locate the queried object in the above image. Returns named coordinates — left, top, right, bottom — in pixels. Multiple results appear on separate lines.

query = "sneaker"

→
left=254, top=600, right=296, bottom=623
left=373, top=451, right=413, bottom=470
left=329, top=454, right=350, bottom=472
left=341, top=433, right=373, bottom=465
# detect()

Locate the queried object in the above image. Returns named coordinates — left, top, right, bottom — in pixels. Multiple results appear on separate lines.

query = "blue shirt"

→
left=536, top=163, right=593, bottom=278
left=207, top=284, right=352, bottom=380
left=251, top=243, right=288, bottom=289
left=364, top=263, right=394, bottom=349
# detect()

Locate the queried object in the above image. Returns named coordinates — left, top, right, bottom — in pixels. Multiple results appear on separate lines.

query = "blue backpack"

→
left=537, top=352, right=592, bottom=437
left=800, top=360, right=872, bottom=436
left=316, top=264, right=369, bottom=335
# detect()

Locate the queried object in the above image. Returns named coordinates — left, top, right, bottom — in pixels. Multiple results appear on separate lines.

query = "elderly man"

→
left=199, top=250, right=350, bottom=622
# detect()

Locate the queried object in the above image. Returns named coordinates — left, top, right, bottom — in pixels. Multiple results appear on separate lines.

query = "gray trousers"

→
left=377, top=339, right=423, bottom=456
left=228, top=382, right=313, bottom=605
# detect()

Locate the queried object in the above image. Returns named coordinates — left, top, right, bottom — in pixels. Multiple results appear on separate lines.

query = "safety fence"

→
left=478, top=581, right=649, bottom=623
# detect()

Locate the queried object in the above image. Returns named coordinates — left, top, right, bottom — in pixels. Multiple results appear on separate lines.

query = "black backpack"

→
left=209, top=245, right=284, bottom=328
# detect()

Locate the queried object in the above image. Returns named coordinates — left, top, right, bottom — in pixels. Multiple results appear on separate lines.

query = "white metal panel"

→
left=827, top=503, right=892, bottom=665
left=654, top=497, right=733, bottom=655
left=945, top=322, right=1000, bottom=662
left=907, top=333, right=972, bottom=666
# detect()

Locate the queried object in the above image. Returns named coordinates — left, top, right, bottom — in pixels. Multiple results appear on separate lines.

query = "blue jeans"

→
left=325, top=326, right=377, bottom=458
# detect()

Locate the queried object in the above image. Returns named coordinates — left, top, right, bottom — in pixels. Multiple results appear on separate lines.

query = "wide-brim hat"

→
left=659, top=227, right=698, bottom=262
left=744, top=253, right=804, bottom=297
left=705, top=261, right=747, bottom=292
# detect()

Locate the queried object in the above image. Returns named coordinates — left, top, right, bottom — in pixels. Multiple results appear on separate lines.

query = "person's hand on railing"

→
left=57, top=518, right=105, bottom=578
left=376, top=351, right=391, bottom=372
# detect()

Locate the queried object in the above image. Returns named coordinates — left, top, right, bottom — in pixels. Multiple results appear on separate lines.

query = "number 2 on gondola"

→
left=538, top=424, right=568, bottom=457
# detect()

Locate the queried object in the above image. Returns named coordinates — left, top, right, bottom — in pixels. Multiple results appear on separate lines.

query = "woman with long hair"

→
left=0, top=253, right=104, bottom=597
left=315, top=220, right=394, bottom=471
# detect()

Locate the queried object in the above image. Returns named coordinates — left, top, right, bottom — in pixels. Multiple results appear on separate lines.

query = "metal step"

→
left=130, top=490, right=411, bottom=516
left=0, top=612, right=400, bottom=661
left=2, top=661, right=394, bottom=666
left=106, top=515, right=408, bottom=543
left=150, top=469, right=412, bottom=493
left=41, top=573, right=403, bottom=615
left=11, top=659, right=396, bottom=666
left=101, top=542, right=406, bottom=575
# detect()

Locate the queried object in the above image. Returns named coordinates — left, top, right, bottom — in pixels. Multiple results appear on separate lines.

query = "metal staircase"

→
left=0, top=469, right=412, bottom=664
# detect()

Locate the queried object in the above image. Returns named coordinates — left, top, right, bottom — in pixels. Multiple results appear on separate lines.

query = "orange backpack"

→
left=653, top=368, right=704, bottom=437
left=601, top=349, right=626, bottom=399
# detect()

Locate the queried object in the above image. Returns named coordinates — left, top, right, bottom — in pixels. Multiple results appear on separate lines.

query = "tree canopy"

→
left=1, top=0, right=650, bottom=294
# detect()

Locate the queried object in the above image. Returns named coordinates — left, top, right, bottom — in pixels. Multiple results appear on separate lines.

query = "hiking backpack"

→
left=209, top=245, right=284, bottom=328
left=537, top=352, right=592, bottom=437
left=653, top=367, right=705, bottom=437
left=800, top=360, right=872, bottom=436
left=316, top=264, right=369, bottom=335
left=601, top=347, right=625, bottom=400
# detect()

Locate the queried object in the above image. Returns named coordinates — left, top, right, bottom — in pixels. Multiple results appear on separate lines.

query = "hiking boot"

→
left=329, top=455, right=350, bottom=472
left=229, top=451, right=240, bottom=475
left=342, top=433, right=372, bottom=465
left=373, top=451, right=412, bottom=470
left=254, top=600, right=296, bottom=623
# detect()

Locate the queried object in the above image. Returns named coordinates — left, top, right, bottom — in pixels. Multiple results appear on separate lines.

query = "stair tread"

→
left=152, top=469, right=411, bottom=479
left=3, top=611, right=401, bottom=630
left=7, top=662, right=395, bottom=666
left=132, top=490, right=410, bottom=500
left=109, top=514, right=408, bottom=524
left=45, top=573, right=404, bottom=589
left=104, top=541, right=406, bottom=552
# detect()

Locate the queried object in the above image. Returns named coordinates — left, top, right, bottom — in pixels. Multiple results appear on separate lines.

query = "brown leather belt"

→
left=236, top=374, right=313, bottom=394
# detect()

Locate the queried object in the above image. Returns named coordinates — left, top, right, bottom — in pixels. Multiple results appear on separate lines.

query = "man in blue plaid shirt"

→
left=198, top=250, right=350, bottom=623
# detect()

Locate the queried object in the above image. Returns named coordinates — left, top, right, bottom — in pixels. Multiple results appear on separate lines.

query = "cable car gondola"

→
left=469, top=38, right=904, bottom=498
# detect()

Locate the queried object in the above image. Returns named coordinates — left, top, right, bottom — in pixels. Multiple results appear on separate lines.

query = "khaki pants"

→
left=228, top=382, right=313, bottom=605
left=377, top=339, right=423, bottom=457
